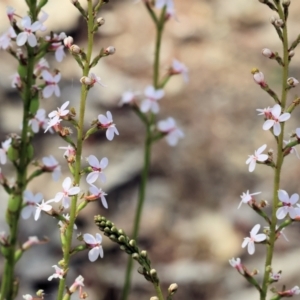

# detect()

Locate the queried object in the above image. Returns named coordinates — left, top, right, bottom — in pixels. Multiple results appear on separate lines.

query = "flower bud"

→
left=270, top=16, right=276, bottom=24
left=288, top=50, right=295, bottom=58
left=70, top=44, right=81, bottom=54
left=168, top=283, right=178, bottom=295
left=64, top=36, right=73, bottom=48
left=104, top=46, right=116, bottom=55
left=287, top=77, right=299, bottom=87
left=274, top=18, right=284, bottom=27
left=80, top=76, right=92, bottom=86
left=97, top=17, right=105, bottom=26
left=150, top=297, right=159, bottom=300
left=262, top=48, right=274, bottom=59
left=252, top=69, right=266, bottom=87
left=283, top=0, right=290, bottom=6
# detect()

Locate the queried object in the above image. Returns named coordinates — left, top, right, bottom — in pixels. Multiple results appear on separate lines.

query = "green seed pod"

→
left=29, top=95, right=39, bottom=115
left=17, top=64, right=26, bottom=81
left=27, top=144, right=34, bottom=161
left=7, top=146, right=19, bottom=162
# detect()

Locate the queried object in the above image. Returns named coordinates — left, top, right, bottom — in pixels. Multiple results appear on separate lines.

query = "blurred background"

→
left=1, top=0, right=300, bottom=299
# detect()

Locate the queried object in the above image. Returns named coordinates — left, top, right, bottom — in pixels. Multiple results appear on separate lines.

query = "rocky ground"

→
left=0, top=0, right=300, bottom=299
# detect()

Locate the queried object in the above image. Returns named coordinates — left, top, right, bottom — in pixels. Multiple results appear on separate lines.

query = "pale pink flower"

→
left=7, top=7, right=15, bottom=22
left=141, top=85, right=164, bottom=114
left=253, top=71, right=266, bottom=87
left=38, top=11, right=49, bottom=31
left=41, top=70, right=61, bottom=98
left=16, top=16, right=42, bottom=47
left=69, top=275, right=84, bottom=293
left=22, top=236, right=42, bottom=250
left=11, top=73, right=22, bottom=89
left=59, top=145, right=76, bottom=160
left=34, top=199, right=53, bottom=221
left=262, top=104, right=290, bottom=136
left=0, top=138, right=11, bottom=165
left=50, top=42, right=65, bottom=62
left=229, top=257, right=244, bottom=274
left=241, top=224, right=266, bottom=255
left=238, top=190, right=261, bottom=209
left=29, top=109, right=51, bottom=133
left=83, top=233, right=104, bottom=262
left=58, top=213, right=77, bottom=230
left=48, top=101, right=69, bottom=120
left=86, top=155, right=108, bottom=184
left=155, top=0, right=175, bottom=17
left=283, top=140, right=300, bottom=159
left=48, top=265, right=64, bottom=281
left=256, top=106, right=272, bottom=118
left=171, top=59, right=188, bottom=82
left=22, top=295, right=33, bottom=300
left=21, top=190, right=43, bottom=219
left=119, top=90, right=139, bottom=106
left=64, top=36, right=73, bottom=48
left=0, top=27, right=16, bottom=50
left=287, top=77, right=299, bottom=87
left=157, top=117, right=184, bottom=146
left=246, top=144, right=268, bottom=172
left=276, top=189, right=299, bottom=220
left=42, top=155, right=61, bottom=180
left=87, top=185, right=108, bottom=209
left=98, top=111, right=119, bottom=141
left=53, top=177, right=80, bottom=209
left=80, top=73, right=106, bottom=87
left=44, top=117, right=62, bottom=133
left=34, top=58, right=49, bottom=75
left=285, top=286, right=300, bottom=296
left=270, top=272, right=281, bottom=281
left=262, top=48, right=274, bottom=58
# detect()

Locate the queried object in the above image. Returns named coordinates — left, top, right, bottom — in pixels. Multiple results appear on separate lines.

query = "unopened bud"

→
left=140, top=250, right=148, bottom=258
left=289, top=50, right=295, bottom=58
left=97, top=17, right=105, bottom=26
left=104, top=46, right=116, bottom=55
left=262, top=48, right=274, bottom=58
left=274, top=18, right=284, bottom=27
left=168, top=283, right=178, bottom=295
left=287, top=77, right=299, bottom=87
left=70, top=44, right=81, bottom=54
left=252, top=69, right=266, bottom=87
left=70, top=0, right=78, bottom=4
left=283, top=0, right=290, bottom=6
left=64, top=36, right=74, bottom=48
left=80, top=76, right=92, bottom=86
left=270, top=16, right=276, bottom=24
left=150, top=297, right=159, bottom=300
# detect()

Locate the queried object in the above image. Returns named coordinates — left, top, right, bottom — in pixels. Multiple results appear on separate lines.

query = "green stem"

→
left=260, top=2, right=289, bottom=299
left=121, top=7, right=167, bottom=300
left=0, top=44, right=35, bottom=300
left=154, top=283, right=165, bottom=300
left=56, top=1, right=96, bottom=299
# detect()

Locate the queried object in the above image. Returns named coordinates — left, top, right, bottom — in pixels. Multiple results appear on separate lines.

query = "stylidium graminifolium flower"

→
left=157, top=117, right=184, bottom=146
left=141, top=85, right=164, bottom=114
left=246, top=144, right=268, bottom=172
left=42, top=70, right=61, bottom=98
left=34, top=199, right=53, bottom=221
left=253, top=70, right=266, bottom=87
left=262, top=104, right=290, bottom=136
left=276, top=189, right=299, bottom=220
left=16, top=16, right=42, bottom=47
left=241, top=224, right=266, bottom=255
left=0, top=138, right=12, bottom=165
left=97, top=111, right=119, bottom=141
left=48, top=265, right=64, bottom=281
left=229, top=257, right=244, bottom=274
left=119, top=90, right=139, bottom=106
left=83, top=233, right=104, bottom=262
left=86, top=155, right=108, bottom=184
left=42, top=155, right=61, bottom=180
left=21, top=190, right=43, bottom=219
left=86, top=185, right=108, bottom=209
left=0, top=27, right=16, bottom=50
left=170, top=59, right=189, bottom=82
left=238, top=190, right=261, bottom=209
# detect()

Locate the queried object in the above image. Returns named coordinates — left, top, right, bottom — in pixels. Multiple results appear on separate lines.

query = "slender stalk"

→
left=0, top=45, right=35, bottom=300
left=56, top=1, right=96, bottom=299
left=121, top=6, right=166, bottom=300
left=154, top=283, right=165, bottom=300
left=260, top=2, right=289, bottom=299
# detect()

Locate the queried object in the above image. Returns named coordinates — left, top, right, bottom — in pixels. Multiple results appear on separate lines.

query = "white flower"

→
left=59, top=145, right=76, bottom=160
left=157, top=117, right=184, bottom=146
left=256, top=106, right=272, bottom=118
left=44, top=117, right=62, bottom=133
left=7, top=6, right=15, bottom=22
left=238, top=190, right=261, bottom=209
left=262, top=104, right=290, bottom=136
left=87, top=185, right=108, bottom=209
left=98, top=111, right=119, bottom=141
left=48, top=101, right=69, bottom=120
left=83, top=233, right=104, bottom=262
left=58, top=213, right=77, bottom=230
left=29, top=109, right=51, bottom=133
left=70, top=275, right=84, bottom=293
left=276, top=189, right=299, bottom=220
left=171, top=59, right=188, bottom=82
left=246, top=144, right=268, bottom=172
left=141, top=85, right=164, bottom=114
left=48, top=265, right=64, bottom=281
left=86, top=155, right=108, bottom=184
left=0, top=138, right=12, bottom=165
left=16, top=16, right=42, bottom=47
left=0, top=27, right=16, bottom=50
left=21, top=190, right=43, bottom=219
left=53, top=177, right=80, bottom=209
left=41, top=70, right=61, bottom=98
left=229, top=257, right=244, bottom=274
left=34, top=199, right=53, bottom=221
left=241, top=224, right=266, bottom=255
left=11, top=73, right=22, bottom=89
left=42, top=155, right=61, bottom=180
left=119, top=90, right=139, bottom=106
left=22, top=295, right=33, bottom=300
left=34, top=58, right=49, bottom=75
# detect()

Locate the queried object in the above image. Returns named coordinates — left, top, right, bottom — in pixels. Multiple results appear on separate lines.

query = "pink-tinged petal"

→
left=88, top=155, right=100, bottom=168
left=113, top=127, right=119, bottom=136
left=290, top=193, right=299, bottom=205
left=100, top=157, right=108, bottom=169
left=256, top=144, right=267, bottom=154
left=247, top=241, right=255, bottom=255
left=63, top=177, right=72, bottom=190
left=166, top=134, right=178, bottom=146
left=95, top=233, right=102, bottom=243
left=83, top=233, right=95, bottom=244
left=31, top=119, right=39, bottom=133
left=31, top=21, right=42, bottom=32
left=278, top=113, right=290, bottom=122
left=257, top=154, right=268, bottom=162
left=21, top=16, right=31, bottom=28
left=42, top=70, right=52, bottom=81
left=273, top=123, right=281, bottom=136
left=144, top=85, right=154, bottom=97
left=54, top=73, right=61, bottom=83
left=21, top=206, right=33, bottom=219
left=106, top=111, right=113, bottom=122
left=250, top=224, right=260, bottom=236
left=296, top=128, right=300, bottom=138
left=16, top=32, right=27, bottom=46
left=249, top=160, right=256, bottom=172
left=255, top=233, right=266, bottom=242
left=54, top=192, right=63, bottom=202
left=43, top=85, right=54, bottom=98
left=68, top=186, right=80, bottom=195
left=278, top=190, right=289, bottom=203
left=271, top=104, right=281, bottom=118
left=54, top=86, right=60, bottom=97
left=61, top=101, right=70, bottom=111
left=263, top=120, right=275, bottom=131
left=154, top=89, right=164, bottom=99
left=101, top=195, right=108, bottom=209
left=98, top=246, right=104, bottom=258
left=86, top=172, right=99, bottom=184
left=27, top=33, right=37, bottom=47
left=88, top=248, right=99, bottom=262
left=98, top=115, right=108, bottom=124
left=140, top=99, right=151, bottom=113
left=246, top=156, right=252, bottom=164
left=55, top=47, right=65, bottom=62
left=62, top=197, right=70, bottom=208
left=98, top=173, right=106, bottom=183
left=106, top=128, right=114, bottom=141
left=241, top=238, right=249, bottom=248
left=0, top=150, right=7, bottom=164
left=276, top=207, right=288, bottom=219
left=151, top=102, right=160, bottom=114
left=34, top=193, right=43, bottom=203
left=288, top=208, right=297, bottom=219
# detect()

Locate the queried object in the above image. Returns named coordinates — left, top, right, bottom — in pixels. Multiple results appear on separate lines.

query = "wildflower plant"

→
left=230, top=0, right=300, bottom=299
left=0, top=0, right=185, bottom=299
